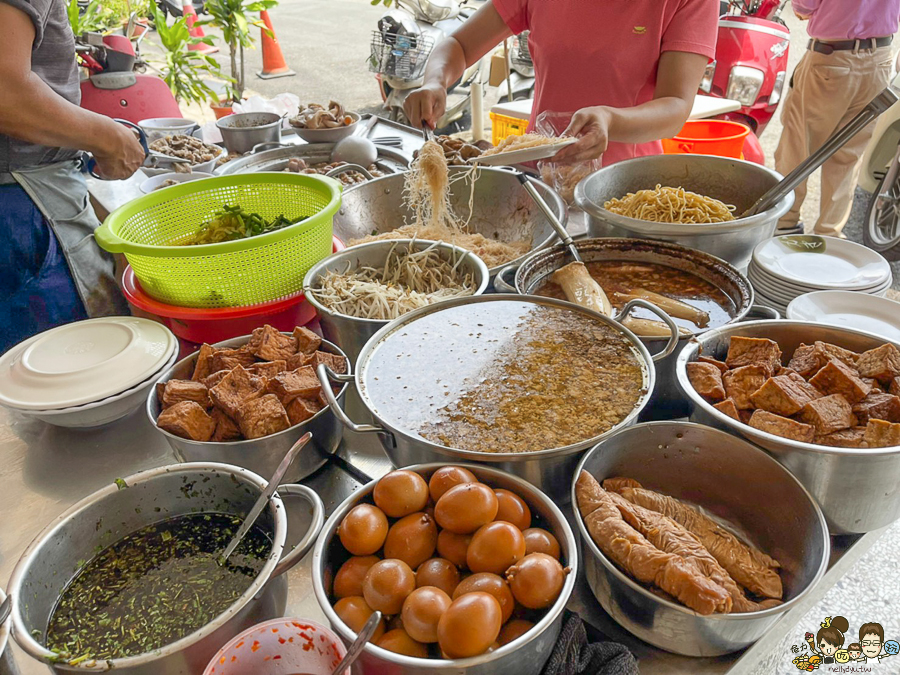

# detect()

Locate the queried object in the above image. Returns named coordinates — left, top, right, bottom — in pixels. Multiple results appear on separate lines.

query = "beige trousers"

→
left=774, top=45, right=893, bottom=235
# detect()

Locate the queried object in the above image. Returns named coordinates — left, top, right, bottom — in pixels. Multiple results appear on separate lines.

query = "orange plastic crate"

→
left=490, top=111, right=528, bottom=146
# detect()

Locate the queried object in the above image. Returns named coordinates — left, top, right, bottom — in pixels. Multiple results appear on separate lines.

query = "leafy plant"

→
left=66, top=0, right=110, bottom=35
left=150, top=4, right=232, bottom=106
left=201, top=0, right=278, bottom=101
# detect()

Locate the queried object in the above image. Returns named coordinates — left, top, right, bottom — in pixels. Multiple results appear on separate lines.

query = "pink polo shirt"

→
left=493, top=0, right=719, bottom=166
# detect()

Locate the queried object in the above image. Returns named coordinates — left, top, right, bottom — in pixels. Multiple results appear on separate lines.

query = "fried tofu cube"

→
left=162, top=380, right=211, bottom=409
left=203, top=369, right=230, bottom=389
left=293, top=326, right=322, bottom=355
left=798, top=394, right=854, bottom=435
left=748, top=409, right=815, bottom=443
left=191, top=343, right=216, bottom=382
left=155, top=381, right=166, bottom=404
left=788, top=341, right=858, bottom=378
left=739, top=409, right=754, bottom=424
left=157, top=401, right=216, bottom=441
left=697, top=355, right=728, bottom=374
left=687, top=362, right=726, bottom=401
left=890, top=377, right=900, bottom=396
left=267, top=365, right=321, bottom=403
left=723, top=364, right=771, bottom=409
left=286, top=352, right=313, bottom=371
left=237, top=394, right=291, bottom=439
left=209, top=365, right=267, bottom=418
left=211, top=347, right=257, bottom=373
left=815, top=426, right=867, bottom=448
left=856, top=343, right=900, bottom=384
left=285, top=396, right=323, bottom=426
left=247, top=325, right=297, bottom=362
left=311, top=350, right=348, bottom=375
left=211, top=408, right=242, bottom=442
left=852, top=392, right=900, bottom=425
left=248, top=360, right=287, bottom=379
left=713, top=398, right=741, bottom=421
left=750, top=375, right=819, bottom=417
left=862, top=377, right=885, bottom=393
left=863, top=419, right=900, bottom=448
left=809, top=359, right=870, bottom=404
left=725, top=336, right=782, bottom=373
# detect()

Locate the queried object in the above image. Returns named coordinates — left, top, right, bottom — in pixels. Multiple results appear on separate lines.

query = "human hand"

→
left=91, top=122, right=145, bottom=180
left=403, top=82, right=447, bottom=130
left=794, top=10, right=810, bottom=20
left=553, top=106, right=612, bottom=164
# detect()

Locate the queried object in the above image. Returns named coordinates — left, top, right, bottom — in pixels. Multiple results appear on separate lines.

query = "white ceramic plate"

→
left=140, top=172, right=214, bottom=194
left=748, top=267, right=801, bottom=303
left=469, top=138, right=577, bottom=166
left=787, top=291, right=900, bottom=343
left=749, top=262, right=892, bottom=299
left=752, top=235, right=892, bottom=290
left=0, top=317, right=176, bottom=410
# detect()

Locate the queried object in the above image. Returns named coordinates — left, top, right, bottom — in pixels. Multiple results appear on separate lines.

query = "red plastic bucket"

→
left=123, top=236, right=344, bottom=344
left=662, top=120, right=751, bottom=159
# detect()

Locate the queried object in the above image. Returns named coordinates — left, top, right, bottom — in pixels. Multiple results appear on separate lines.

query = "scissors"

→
left=81, top=119, right=150, bottom=179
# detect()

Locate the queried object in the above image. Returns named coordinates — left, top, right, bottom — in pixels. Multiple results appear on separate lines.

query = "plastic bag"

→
left=535, top=110, right=601, bottom=206
left=200, top=93, right=301, bottom=144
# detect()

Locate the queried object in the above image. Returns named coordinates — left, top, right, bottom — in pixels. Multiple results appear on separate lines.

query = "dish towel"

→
left=541, top=610, right=639, bottom=675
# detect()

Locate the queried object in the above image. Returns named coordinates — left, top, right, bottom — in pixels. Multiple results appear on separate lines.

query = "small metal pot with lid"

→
left=317, top=295, right=678, bottom=498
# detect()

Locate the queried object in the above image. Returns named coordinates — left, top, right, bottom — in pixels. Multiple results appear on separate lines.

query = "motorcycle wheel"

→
left=863, top=170, right=900, bottom=260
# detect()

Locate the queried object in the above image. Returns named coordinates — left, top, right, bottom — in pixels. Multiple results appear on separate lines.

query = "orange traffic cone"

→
left=184, top=0, right=218, bottom=55
left=257, top=9, right=295, bottom=79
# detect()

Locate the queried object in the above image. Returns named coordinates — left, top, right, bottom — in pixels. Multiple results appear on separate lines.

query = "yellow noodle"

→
left=603, top=185, right=736, bottom=224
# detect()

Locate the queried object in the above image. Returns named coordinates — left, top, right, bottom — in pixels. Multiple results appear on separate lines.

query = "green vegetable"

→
left=180, top=205, right=309, bottom=245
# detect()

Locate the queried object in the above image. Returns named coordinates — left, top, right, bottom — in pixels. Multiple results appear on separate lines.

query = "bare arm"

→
left=0, top=4, right=144, bottom=178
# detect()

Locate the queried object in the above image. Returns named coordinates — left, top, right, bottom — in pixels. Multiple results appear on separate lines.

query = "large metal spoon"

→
left=328, top=610, right=383, bottom=675
left=218, top=432, right=312, bottom=565
left=0, top=594, right=10, bottom=626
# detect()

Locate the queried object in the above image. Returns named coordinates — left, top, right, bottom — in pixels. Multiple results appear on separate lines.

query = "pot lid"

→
left=0, top=317, right=177, bottom=410
left=358, top=296, right=651, bottom=455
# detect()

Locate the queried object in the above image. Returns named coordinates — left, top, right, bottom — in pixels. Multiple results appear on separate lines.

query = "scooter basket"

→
left=369, top=30, right=434, bottom=80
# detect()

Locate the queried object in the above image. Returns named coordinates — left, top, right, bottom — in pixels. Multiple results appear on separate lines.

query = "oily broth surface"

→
left=362, top=301, right=647, bottom=454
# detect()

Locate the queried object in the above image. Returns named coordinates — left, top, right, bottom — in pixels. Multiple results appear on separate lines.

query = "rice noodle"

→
left=310, top=240, right=477, bottom=320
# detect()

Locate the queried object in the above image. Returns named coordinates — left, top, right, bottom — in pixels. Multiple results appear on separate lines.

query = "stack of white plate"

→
left=787, top=291, right=900, bottom=343
left=0, top=317, right=177, bottom=428
left=748, top=235, right=893, bottom=314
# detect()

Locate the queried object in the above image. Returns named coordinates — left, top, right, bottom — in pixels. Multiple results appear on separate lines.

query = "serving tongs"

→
left=743, top=78, right=900, bottom=218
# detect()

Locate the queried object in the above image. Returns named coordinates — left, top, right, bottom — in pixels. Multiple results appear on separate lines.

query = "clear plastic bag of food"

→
left=535, top=111, right=601, bottom=205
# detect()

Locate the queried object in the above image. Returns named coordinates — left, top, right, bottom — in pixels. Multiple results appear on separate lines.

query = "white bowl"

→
left=787, top=290, right=900, bottom=343
left=290, top=112, right=360, bottom=143
left=143, top=143, right=226, bottom=177
left=140, top=172, right=214, bottom=194
left=138, top=117, right=199, bottom=143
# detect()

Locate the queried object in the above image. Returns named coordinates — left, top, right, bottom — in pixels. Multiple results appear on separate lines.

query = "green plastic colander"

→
left=96, top=173, right=341, bottom=308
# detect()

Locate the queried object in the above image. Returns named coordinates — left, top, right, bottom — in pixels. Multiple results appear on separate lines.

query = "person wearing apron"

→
left=0, top=0, right=145, bottom=353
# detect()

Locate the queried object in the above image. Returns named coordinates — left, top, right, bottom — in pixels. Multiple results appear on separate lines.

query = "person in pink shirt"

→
left=403, top=0, right=718, bottom=167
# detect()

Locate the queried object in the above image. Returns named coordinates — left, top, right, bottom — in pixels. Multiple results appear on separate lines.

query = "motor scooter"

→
left=154, top=0, right=205, bottom=18
left=702, top=0, right=790, bottom=163
left=369, top=0, right=534, bottom=136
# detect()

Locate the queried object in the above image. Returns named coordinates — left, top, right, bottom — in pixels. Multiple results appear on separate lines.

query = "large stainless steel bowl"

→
left=574, top=155, right=795, bottom=269
left=8, top=462, right=324, bottom=674
left=215, top=141, right=408, bottom=175
left=317, top=295, right=678, bottom=498
left=148, top=335, right=349, bottom=483
left=676, top=320, right=900, bottom=534
left=493, top=238, right=772, bottom=415
left=573, top=421, right=829, bottom=656
left=303, top=239, right=491, bottom=364
left=0, top=590, right=18, bottom=675
left=333, top=167, right=567, bottom=276
left=312, top=463, right=578, bottom=675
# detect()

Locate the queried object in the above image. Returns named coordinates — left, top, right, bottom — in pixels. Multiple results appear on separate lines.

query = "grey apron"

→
left=11, top=158, right=129, bottom=318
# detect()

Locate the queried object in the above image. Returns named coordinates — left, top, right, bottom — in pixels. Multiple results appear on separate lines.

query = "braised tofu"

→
left=862, top=377, right=885, bottom=393
left=247, top=325, right=297, bottom=362
left=211, top=408, right=242, bottom=442
left=157, top=401, right=216, bottom=441
left=286, top=352, right=313, bottom=371
left=749, top=375, right=818, bottom=417
left=267, top=365, right=321, bottom=404
left=211, top=347, right=257, bottom=373
left=162, top=380, right=211, bottom=409
left=697, top=355, right=728, bottom=374
left=748, top=410, right=815, bottom=443
left=725, top=336, right=782, bottom=374
left=798, top=394, right=854, bottom=435
left=890, top=377, right=900, bottom=396
left=713, top=398, right=741, bottom=421
left=853, top=392, right=900, bottom=425
left=191, top=343, right=216, bottom=381
left=816, top=426, right=867, bottom=448
left=723, top=365, right=771, bottom=410
left=209, top=365, right=267, bottom=418
left=293, top=326, right=322, bottom=355
left=687, top=362, right=726, bottom=401
left=237, top=394, right=291, bottom=439
left=203, top=369, right=230, bottom=389
left=312, top=350, right=348, bottom=375
left=863, top=419, right=900, bottom=448
left=285, top=396, right=323, bottom=425
left=856, top=343, right=900, bottom=384
left=809, top=359, right=870, bottom=404
left=788, top=341, right=858, bottom=378
left=248, top=360, right=287, bottom=379
left=739, top=409, right=754, bottom=425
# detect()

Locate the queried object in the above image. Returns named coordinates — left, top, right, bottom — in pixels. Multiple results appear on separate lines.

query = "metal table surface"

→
left=0, top=391, right=885, bottom=675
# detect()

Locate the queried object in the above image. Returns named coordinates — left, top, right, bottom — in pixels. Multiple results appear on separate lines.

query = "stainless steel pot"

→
left=317, top=295, right=679, bottom=498
left=303, top=239, right=491, bottom=364
left=572, top=422, right=828, bottom=656
left=216, top=113, right=282, bottom=155
left=8, top=462, right=324, bottom=674
left=0, top=590, right=19, bottom=675
left=493, top=238, right=776, bottom=414
left=147, top=335, right=349, bottom=483
left=215, top=141, right=408, bottom=175
left=574, top=155, right=795, bottom=269
left=312, top=463, right=578, bottom=675
left=676, top=320, right=900, bottom=534
left=333, top=167, right=567, bottom=277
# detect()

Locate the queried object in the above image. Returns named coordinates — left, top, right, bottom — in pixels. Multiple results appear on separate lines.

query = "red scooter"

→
left=702, top=0, right=790, bottom=164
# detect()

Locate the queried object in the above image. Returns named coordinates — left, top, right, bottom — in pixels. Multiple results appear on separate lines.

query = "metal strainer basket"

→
left=95, top=173, right=340, bottom=308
